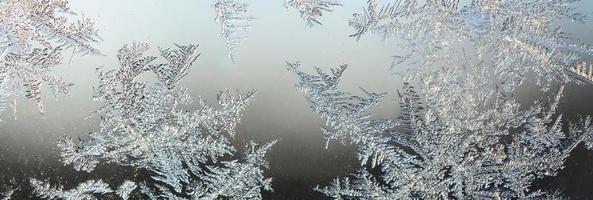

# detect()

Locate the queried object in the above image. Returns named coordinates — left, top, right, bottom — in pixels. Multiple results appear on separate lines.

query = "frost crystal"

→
left=349, top=0, right=593, bottom=92
left=214, top=0, right=253, bottom=63
left=288, top=62, right=593, bottom=199
left=115, top=180, right=137, bottom=200
left=30, top=179, right=113, bottom=200
left=58, top=42, right=275, bottom=199
left=31, top=179, right=137, bottom=200
left=284, top=0, right=342, bottom=26
left=0, top=0, right=100, bottom=116
left=300, top=2, right=593, bottom=197
left=0, top=188, right=14, bottom=200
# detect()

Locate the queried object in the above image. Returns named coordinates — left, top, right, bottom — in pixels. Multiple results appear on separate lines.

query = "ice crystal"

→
left=0, top=177, right=17, bottom=200
left=0, top=187, right=14, bottom=200
left=31, top=179, right=137, bottom=200
left=288, top=62, right=593, bottom=199
left=0, top=0, right=100, bottom=116
left=349, top=0, right=593, bottom=92
left=115, top=180, right=137, bottom=200
left=30, top=179, right=114, bottom=200
left=284, top=0, right=342, bottom=26
left=308, top=3, right=593, bottom=197
left=58, top=42, right=275, bottom=199
left=214, top=0, right=253, bottom=63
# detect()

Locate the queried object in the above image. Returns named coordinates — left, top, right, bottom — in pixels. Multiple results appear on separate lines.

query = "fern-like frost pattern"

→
left=214, top=0, right=253, bottom=63
left=57, top=42, right=274, bottom=199
left=31, top=179, right=137, bottom=200
left=284, top=0, right=342, bottom=26
left=0, top=0, right=100, bottom=116
left=350, top=0, right=593, bottom=91
left=289, top=61, right=593, bottom=199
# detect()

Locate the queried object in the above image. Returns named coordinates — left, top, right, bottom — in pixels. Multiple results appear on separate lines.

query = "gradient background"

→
left=1, top=0, right=593, bottom=199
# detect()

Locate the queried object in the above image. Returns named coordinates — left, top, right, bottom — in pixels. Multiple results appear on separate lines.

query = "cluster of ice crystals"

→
left=350, top=0, right=593, bottom=92
left=115, top=180, right=137, bottom=200
left=288, top=3, right=593, bottom=195
left=30, top=179, right=136, bottom=200
left=57, top=42, right=275, bottom=199
left=284, top=0, right=342, bottom=26
left=280, top=2, right=593, bottom=198
left=289, top=58, right=593, bottom=198
left=0, top=187, right=14, bottom=200
left=0, top=0, right=100, bottom=116
left=214, top=0, right=253, bottom=63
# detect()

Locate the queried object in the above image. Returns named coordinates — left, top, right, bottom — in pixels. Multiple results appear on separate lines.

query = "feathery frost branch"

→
left=289, top=61, right=593, bottom=199
left=58, top=42, right=275, bottom=199
left=214, top=0, right=253, bottom=63
left=0, top=0, right=100, bottom=117
left=284, top=0, right=342, bottom=26
left=31, top=179, right=137, bottom=200
left=350, top=0, right=593, bottom=92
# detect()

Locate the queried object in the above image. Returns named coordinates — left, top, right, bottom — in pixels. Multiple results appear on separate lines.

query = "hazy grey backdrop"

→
left=1, top=0, right=593, bottom=199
